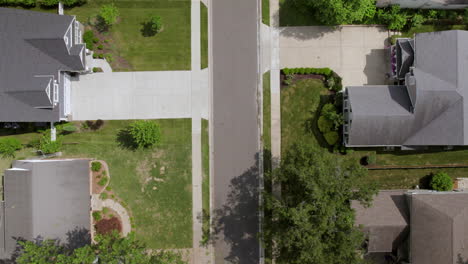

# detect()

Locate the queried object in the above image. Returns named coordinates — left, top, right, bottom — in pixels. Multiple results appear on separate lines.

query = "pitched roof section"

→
left=352, top=190, right=409, bottom=253
left=410, top=192, right=468, bottom=264
left=0, top=8, right=85, bottom=122
left=1, top=160, right=91, bottom=259
left=346, top=30, right=468, bottom=146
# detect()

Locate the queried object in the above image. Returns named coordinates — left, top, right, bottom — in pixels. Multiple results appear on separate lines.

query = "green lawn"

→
left=263, top=72, right=272, bottom=173
left=201, top=119, right=210, bottom=242
left=66, top=0, right=191, bottom=71
left=201, top=3, right=208, bottom=69
left=281, top=78, right=468, bottom=189
left=392, top=24, right=467, bottom=44
left=0, top=120, right=193, bottom=249
left=262, top=0, right=270, bottom=25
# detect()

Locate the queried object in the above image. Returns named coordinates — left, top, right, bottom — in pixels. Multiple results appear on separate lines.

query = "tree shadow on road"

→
left=210, top=154, right=260, bottom=264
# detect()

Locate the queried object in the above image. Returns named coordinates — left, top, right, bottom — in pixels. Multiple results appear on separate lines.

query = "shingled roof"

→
left=345, top=30, right=468, bottom=147
left=0, top=8, right=86, bottom=122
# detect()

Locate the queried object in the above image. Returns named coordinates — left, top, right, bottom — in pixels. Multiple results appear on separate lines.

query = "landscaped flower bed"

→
left=91, top=160, right=110, bottom=194
left=93, top=207, right=123, bottom=236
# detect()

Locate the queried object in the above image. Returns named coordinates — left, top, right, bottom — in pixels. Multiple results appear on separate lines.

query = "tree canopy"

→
left=295, top=0, right=376, bottom=25
left=264, top=143, right=377, bottom=264
left=16, top=232, right=185, bottom=264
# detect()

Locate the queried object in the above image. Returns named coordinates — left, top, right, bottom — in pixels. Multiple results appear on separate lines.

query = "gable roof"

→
left=352, top=190, right=409, bottom=253
left=410, top=192, right=468, bottom=264
left=346, top=30, right=468, bottom=146
left=0, top=159, right=91, bottom=259
left=0, top=8, right=85, bottom=122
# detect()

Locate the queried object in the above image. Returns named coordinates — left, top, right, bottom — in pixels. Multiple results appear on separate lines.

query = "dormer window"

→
left=64, top=35, right=69, bottom=46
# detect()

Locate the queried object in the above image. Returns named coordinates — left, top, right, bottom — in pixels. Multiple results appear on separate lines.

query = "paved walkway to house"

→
left=71, top=70, right=208, bottom=120
left=280, top=25, right=391, bottom=87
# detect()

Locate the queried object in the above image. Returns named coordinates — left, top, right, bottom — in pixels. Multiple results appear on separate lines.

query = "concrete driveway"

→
left=71, top=71, right=195, bottom=120
left=280, top=25, right=391, bottom=86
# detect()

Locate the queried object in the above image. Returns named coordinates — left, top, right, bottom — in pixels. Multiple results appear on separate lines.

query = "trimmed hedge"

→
left=83, top=30, right=95, bottom=50
left=324, top=131, right=339, bottom=146
left=0, top=0, right=36, bottom=7
left=430, top=172, right=453, bottom=191
left=282, top=67, right=333, bottom=77
left=317, top=116, right=332, bottom=133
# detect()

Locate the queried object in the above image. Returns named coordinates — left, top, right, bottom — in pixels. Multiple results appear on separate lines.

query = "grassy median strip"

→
left=201, top=119, right=210, bottom=244
left=201, top=2, right=208, bottom=69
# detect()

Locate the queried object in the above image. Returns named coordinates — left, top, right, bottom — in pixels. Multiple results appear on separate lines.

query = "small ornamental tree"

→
left=98, top=3, right=119, bottom=30
left=0, top=138, right=22, bottom=158
left=128, top=120, right=161, bottom=149
left=431, top=172, right=453, bottom=191
left=148, top=15, right=163, bottom=35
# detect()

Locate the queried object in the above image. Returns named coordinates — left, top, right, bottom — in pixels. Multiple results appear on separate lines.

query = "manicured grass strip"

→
left=263, top=72, right=272, bottom=173
left=66, top=0, right=191, bottom=71
left=201, top=119, right=210, bottom=216
left=262, top=0, right=270, bottom=26
left=201, top=2, right=208, bottom=69
left=60, top=119, right=192, bottom=249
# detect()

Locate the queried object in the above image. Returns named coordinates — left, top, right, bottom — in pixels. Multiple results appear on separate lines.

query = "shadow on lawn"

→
left=140, top=22, right=157, bottom=37
left=304, top=94, right=333, bottom=150
left=116, top=128, right=137, bottom=150
left=209, top=154, right=260, bottom=264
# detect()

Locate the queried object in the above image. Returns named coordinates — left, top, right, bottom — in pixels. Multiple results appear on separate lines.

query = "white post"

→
left=58, top=1, right=64, bottom=15
left=50, top=122, right=57, bottom=142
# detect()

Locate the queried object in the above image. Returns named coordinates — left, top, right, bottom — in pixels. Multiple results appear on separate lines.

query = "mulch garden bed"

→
left=92, top=161, right=109, bottom=194
left=95, top=217, right=122, bottom=235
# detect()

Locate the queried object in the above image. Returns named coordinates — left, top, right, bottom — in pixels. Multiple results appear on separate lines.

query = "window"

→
left=53, top=83, right=59, bottom=103
left=75, top=21, right=80, bottom=44
left=64, top=36, right=69, bottom=46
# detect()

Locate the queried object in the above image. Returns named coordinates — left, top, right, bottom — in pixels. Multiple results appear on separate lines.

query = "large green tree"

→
left=264, top=143, right=377, bottom=264
left=16, top=232, right=185, bottom=264
left=296, top=0, right=376, bottom=25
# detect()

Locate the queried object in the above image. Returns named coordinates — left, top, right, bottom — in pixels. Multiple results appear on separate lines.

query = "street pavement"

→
left=210, top=0, right=261, bottom=262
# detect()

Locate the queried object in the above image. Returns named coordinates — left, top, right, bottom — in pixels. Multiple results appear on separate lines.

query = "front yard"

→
left=0, top=120, right=192, bottom=249
left=66, top=0, right=191, bottom=71
left=281, top=77, right=468, bottom=189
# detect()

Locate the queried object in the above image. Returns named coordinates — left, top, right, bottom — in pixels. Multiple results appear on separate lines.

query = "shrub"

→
left=83, top=30, right=95, bottom=50
left=410, top=13, right=425, bottom=28
left=147, top=15, right=163, bottom=35
left=98, top=176, right=108, bottom=187
left=321, top=103, right=337, bottom=115
left=321, top=103, right=343, bottom=130
left=92, top=53, right=98, bottom=59
left=464, top=8, right=468, bottom=25
left=55, top=123, right=77, bottom=134
left=91, top=161, right=102, bottom=172
left=106, top=186, right=112, bottom=191
left=97, top=44, right=104, bottom=50
left=102, top=207, right=109, bottom=214
left=92, top=211, right=102, bottom=221
left=0, top=138, right=22, bottom=158
left=98, top=3, right=119, bottom=28
left=100, top=192, right=108, bottom=199
left=98, top=54, right=104, bottom=59
left=93, top=67, right=103, bottom=72
left=430, top=172, right=453, bottom=191
left=376, top=5, right=408, bottom=30
left=61, top=0, right=86, bottom=7
left=324, top=131, right=339, bottom=146
left=128, top=120, right=161, bottom=149
left=317, top=116, right=333, bottom=133
left=39, top=132, right=61, bottom=154
left=39, top=0, right=58, bottom=7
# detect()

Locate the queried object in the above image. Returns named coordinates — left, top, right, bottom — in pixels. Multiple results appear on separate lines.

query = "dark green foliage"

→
left=321, top=103, right=343, bottom=130
left=98, top=176, right=108, bottom=186
left=91, top=161, right=102, bottom=172
left=83, top=30, right=95, bottom=50
left=0, top=0, right=37, bottom=7
left=93, top=67, right=103, bottom=72
left=16, top=232, right=186, bottom=264
left=39, top=131, right=62, bottom=154
left=61, top=0, right=86, bottom=7
left=263, top=143, right=377, bottom=264
left=147, top=15, right=163, bottom=36
left=281, top=67, right=333, bottom=77
left=97, top=44, right=104, bottom=50
left=376, top=5, right=409, bottom=30
left=323, top=131, right=339, bottom=145
left=0, top=138, right=22, bottom=158
left=294, top=0, right=376, bottom=25
left=430, top=172, right=453, bottom=191
left=55, top=123, right=77, bottom=134
left=93, top=211, right=102, bottom=221
left=128, top=120, right=161, bottom=149
left=39, top=0, right=58, bottom=7
left=317, top=116, right=332, bottom=133
left=411, top=13, right=426, bottom=28
left=98, top=53, right=104, bottom=59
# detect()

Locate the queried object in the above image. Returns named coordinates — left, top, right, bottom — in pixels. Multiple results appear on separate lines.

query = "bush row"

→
left=282, top=67, right=332, bottom=77
left=317, top=103, right=343, bottom=146
left=372, top=5, right=468, bottom=30
left=0, top=0, right=86, bottom=7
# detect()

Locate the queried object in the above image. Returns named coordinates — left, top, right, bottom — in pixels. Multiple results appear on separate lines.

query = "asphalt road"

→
left=210, top=0, right=261, bottom=262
